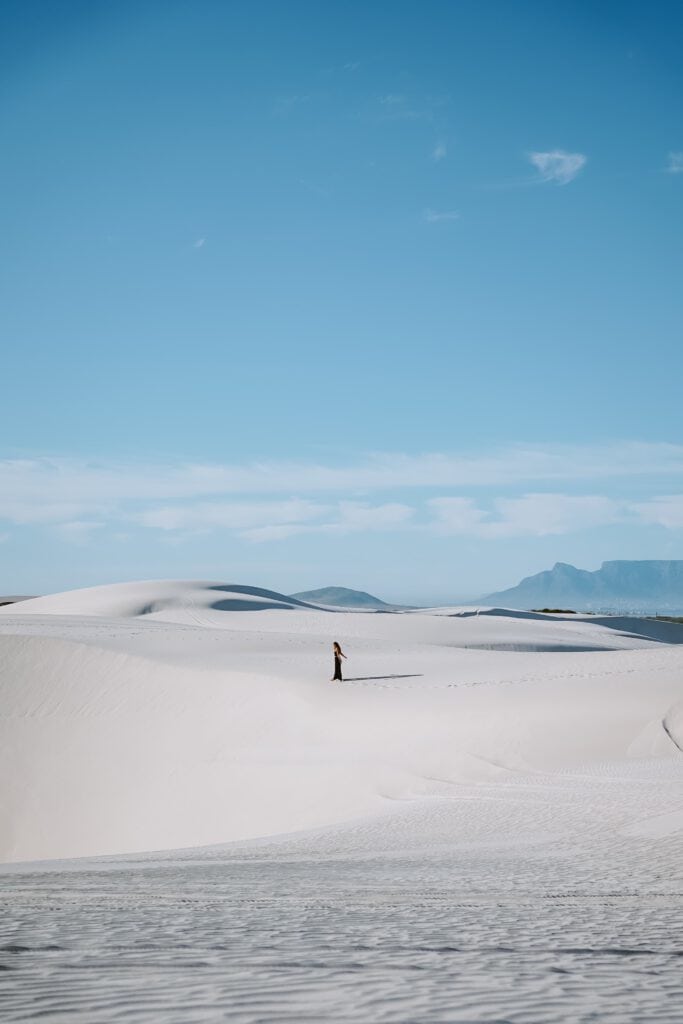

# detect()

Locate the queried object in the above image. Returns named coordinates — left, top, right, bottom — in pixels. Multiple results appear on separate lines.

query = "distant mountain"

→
left=485, top=560, right=683, bottom=614
left=289, top=586, right=394, bottom=609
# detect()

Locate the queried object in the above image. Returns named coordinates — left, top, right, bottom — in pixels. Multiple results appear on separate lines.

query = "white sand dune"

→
left=2, top=580, right=683, bottom=1022
left=1, top=579, right=682, bottom=863
left=3, top=579, right=320, bottom=618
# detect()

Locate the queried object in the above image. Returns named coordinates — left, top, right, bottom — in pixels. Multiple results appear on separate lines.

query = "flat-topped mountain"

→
left=289, top=586, right=394, bottom=609
left=486, top=560, right=683, bottom=613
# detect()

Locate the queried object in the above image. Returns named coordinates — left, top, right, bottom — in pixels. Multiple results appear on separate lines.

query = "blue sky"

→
left=1, top=0, right=682, bottom=602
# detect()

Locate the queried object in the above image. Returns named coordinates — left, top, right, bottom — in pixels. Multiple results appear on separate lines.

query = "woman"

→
left=332, top=641, right=347, bottom=682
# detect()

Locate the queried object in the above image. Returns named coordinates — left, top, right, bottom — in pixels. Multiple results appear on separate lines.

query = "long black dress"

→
left=333, top=653, right=343, bottom=680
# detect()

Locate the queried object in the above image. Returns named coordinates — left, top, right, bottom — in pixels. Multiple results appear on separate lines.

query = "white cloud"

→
left=0, top=499, right=106, bottom=524
left=4, top=449, right=683, bottom=544
left=135, top=498, right=412, bottom=543
left=137, top=499, right=327, bottom=532
left=666, top=152, right=683, bottom=174
left=241, top=524, right=312, bottom=542
left=56, top=521, right=106, bottom=544
left=193, top=238, right=206, bottom=248
left=432, top=142, right=447, bottom=162
left=631, top=495, right=683, bottom=528
left=488, top=493, right=620, bottom=537
left=529, top=150, right=587, bottom=185
left=3, top=444, right=683, bottom=524
left=429, top=493, right=619, bottom=538
left=428, top=497, right=489, bottom=534
left=242, top=502, right=414, bottom=543
left=332, top=501, right=414, bottom=532
left=424, top=208, right=459, bottom=223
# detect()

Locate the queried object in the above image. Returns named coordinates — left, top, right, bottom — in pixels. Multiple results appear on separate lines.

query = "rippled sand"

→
left=3, top=759, right=682, bottom=1023
left=2, top=586, right=682, bottom=1019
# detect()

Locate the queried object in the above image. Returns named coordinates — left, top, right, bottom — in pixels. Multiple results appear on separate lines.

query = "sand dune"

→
left=2, top=580, right=683, bottom=1022
left=4, top=579, right=320, bottom=619
left=1, top=580, right=682, bottom=863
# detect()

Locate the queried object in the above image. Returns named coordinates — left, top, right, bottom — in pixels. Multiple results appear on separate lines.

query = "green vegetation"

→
left=649, top=615, right=683, bottom=624
left=531, top=608, right=577, bottom=614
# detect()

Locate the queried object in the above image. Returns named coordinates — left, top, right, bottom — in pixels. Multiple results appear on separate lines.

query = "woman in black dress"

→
left=332, top=641, right=347, bottom=681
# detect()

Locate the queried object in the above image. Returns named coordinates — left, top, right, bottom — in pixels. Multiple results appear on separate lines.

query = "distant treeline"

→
left=531, top=608, right=577, bottom=614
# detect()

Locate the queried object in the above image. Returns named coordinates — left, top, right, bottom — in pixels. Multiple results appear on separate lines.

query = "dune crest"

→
left=1, top=579, right=320, bottom=621
left=1, top=579, right=682, bottom=863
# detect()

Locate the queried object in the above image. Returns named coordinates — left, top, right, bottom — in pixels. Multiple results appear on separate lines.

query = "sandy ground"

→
left=1, top=581, right=682, bottom=1021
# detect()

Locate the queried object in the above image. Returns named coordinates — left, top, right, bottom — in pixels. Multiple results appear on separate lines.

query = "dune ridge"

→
left=1, top=579, right=682, bottom=863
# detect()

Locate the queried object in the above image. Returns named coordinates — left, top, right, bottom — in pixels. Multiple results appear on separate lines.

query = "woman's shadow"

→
left=343, top=674, right=423, bottom=681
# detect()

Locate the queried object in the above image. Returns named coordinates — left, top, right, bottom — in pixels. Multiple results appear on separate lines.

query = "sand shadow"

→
left=211, top=599, right=293, bottom=612
left=209, top=585, right=339, bottom=611
left=343, top=674, right=424, bottom=681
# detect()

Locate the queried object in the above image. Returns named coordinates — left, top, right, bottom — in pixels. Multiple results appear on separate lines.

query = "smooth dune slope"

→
left=4, top=579, right=319, bottom=618
left=1, top=580, right=682, bottom=862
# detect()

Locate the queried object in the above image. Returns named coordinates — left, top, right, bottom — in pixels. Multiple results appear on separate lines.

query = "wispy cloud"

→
left=529, top=150, right=587, bottom=185
left=428, top=494, right=620, bottom=538
left=241, top=502, right=414, bottom=542
left=137, top=499, right=326, bottom=532
left=136, top=499, right=412, bottom=543
left=631, top=495, right=683, bottom=528
left=0, top=499, right=110, bottom=524
left=3, top=444, right=683, bottom=524
left=429, top=492, right=683, bottom=538
left=666, top=151, right=683, bottom=174
left=3, top=442, right=683, bottom=554
left=432, top=141, right=447, bottom=162
left=428, top=498, right=489, bottom=534
left=56, top=521, right=106, bottom=544
left=489, top=494, right=620, bottom=536
left=193, top=238, right=206, bottom=248
left=240, top=523, right=312, bottom=543
left=332, top=501, right=414, bottom=532
left=424, top=208, right=459, bottom=223
left=2, top=451, right=683, bottom=543
left=232, top=492, right=683, bottom=543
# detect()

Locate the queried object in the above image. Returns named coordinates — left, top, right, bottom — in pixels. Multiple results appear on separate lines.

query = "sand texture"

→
left=1, top=581, right=682, bottom=1021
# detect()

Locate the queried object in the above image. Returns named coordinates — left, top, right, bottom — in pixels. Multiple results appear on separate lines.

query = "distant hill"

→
left=289, top=586, right=394, bottom=609
left=485, top=560, right=683, bottom=614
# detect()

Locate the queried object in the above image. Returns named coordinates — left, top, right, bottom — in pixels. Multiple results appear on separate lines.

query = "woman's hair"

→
left=333, top=641, right=341, bottom=653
